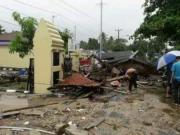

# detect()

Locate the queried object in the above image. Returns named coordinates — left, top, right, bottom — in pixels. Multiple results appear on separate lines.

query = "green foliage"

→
left=9, top=12, right=38, bottom=58
left=129, top=39, right=148, bottom=58
left=80, top=41, right=88, bottom=49
left=134, top=0, right=180, bottom=42
left=112, top=38, right=128, bottom=52
left=0, top=25, right=6, bottom=35
left=104, top=36, right=114, bottom=51
left=80, top=32, right=127, bottom=51
left=58, top=29, right=73, bottom=52
left=88, top=38, right=99, bottom=50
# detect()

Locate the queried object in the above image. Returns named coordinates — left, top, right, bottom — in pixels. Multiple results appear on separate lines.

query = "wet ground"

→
left=0, top=85, right=180, bottom=135
left=0, top=94, right=28, bottom=111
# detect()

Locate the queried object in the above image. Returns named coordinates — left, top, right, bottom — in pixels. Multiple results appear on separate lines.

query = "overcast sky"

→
left=0, top=0, right=145, bottom=43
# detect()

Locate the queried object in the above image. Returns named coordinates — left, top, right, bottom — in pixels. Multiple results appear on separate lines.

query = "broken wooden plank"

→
left=0, top=126, right=55, bottom=134
left=112, top=90, right=129, bottom=94
left=106, top=76, right=125, bottom=82
left=101, top=86, right=125, bottom=91
left=3, top=102, right=58, bottom=113
left=83, top=91, right=94, bottom=98
left=137, top=83, right=157, bottom=89
left=2, top=111, right=20, bottom=118
left=22, top=110, right=44, bottom=116
left=83, top=119, right=105, bottom=130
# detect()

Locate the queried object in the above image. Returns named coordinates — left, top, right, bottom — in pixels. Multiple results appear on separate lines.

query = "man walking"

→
left=125, top=68, right=138, bottom=93
left=170, top=56, right=180, bottom=105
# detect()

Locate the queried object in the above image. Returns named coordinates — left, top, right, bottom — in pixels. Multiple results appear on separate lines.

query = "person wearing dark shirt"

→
left=166, top=63, right=173, bottom=98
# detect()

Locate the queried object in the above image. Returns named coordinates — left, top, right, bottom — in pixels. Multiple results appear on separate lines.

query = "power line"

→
left=49, top=0, right=79, bottom=18
left=0, top=19, right=19, bottom=27
left=0, top=5, right=29, bottom=17
left=0, top=4, right=96, bottom=40
left=57, top=0, right=100, bottom=23
left=12, top=0, right=97, bottom=34
left=49, top=0, right=99, bottom=26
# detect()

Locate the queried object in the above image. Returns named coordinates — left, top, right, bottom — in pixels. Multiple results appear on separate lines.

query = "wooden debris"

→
left=83, top=119, right=105, bottom=130
left=0, top=126, right=55, bottom=134
left=137, top=83, right=157, bottom=89
left=106, top=76, right=125, bottom=82
left=112, top=90, right=129, bottom=94
left=2, top=111, right=20, bottom=118
left=3, top=102, right=58, bottom=113
left=22, top=110, right=44, bottom=116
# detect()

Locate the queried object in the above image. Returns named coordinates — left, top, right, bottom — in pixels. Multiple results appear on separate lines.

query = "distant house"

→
left=0, top=32, right=33, bottom=69
left=99, top=51, right=157, bottom=75
left=81, top=50, right=106, bottom=56
left=0, top=31, right=18, bottom=45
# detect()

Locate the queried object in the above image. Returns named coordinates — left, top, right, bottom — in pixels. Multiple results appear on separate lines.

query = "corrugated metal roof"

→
left=99, top=51, right=135, bottom=64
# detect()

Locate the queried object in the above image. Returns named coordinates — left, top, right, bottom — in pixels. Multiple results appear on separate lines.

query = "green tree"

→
left=134, top=0, right=180, bottom=43
left=9, top=12, right=38, bottom=58
left=80, top=41, right=88, bottom=50
left=112, top=38, right=128, bottom=52
left=88, top=38, right=99, bottom=50
left=0, top=25, right=6, bottom=35
left=58, top=29, right=73, bottom=52
left=104, top=36, right=114, bottom=51
left=129, top=39, right=148, bottom=58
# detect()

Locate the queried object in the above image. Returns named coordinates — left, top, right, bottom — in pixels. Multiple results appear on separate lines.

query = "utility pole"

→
left=52, top=15, right=59, bottom=24
left=74, top=25, right=76, bottom=50
left=100, top=0, right=103, bottom=59
left=52, top=15, right=55, bottom=24
left=115, top=29, right=122, bottom=39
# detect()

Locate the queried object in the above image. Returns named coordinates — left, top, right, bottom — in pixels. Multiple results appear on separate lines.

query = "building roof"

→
left=132, top=57, right=155, bottom=67
left=99, top=51, right=136, bottom=64
left=0, top=32, right=18, bottom=41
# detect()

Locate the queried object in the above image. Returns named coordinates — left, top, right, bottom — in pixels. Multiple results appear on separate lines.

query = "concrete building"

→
left=0, top=19, right=65, bottom=94
left=0, top=32, right=33, bottom=69
left=33, top=18, right=65, bottom=93
left=70, top=50, right=87, bottom=72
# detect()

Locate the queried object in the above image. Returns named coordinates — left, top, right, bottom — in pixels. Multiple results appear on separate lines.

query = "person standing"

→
left=125, top=68, right=138, bottom=93
left=166, top=63, right=173, bottom=98
left=170, top=56, right=180, bottom=105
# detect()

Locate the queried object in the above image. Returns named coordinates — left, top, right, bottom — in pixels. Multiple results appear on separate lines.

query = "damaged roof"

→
left=99, top=51, right=137, bottom=64
left=60, top=73, right=100, bottom=87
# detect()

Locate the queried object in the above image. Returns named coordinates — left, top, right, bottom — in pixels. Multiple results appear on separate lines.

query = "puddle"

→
left=96, top=110, right=107, bottom=117
left=109, top=112, right=123, bottom=118
left=162, top=108, right=173, bottom=114
left=109, top=95, right=125, bottom=102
